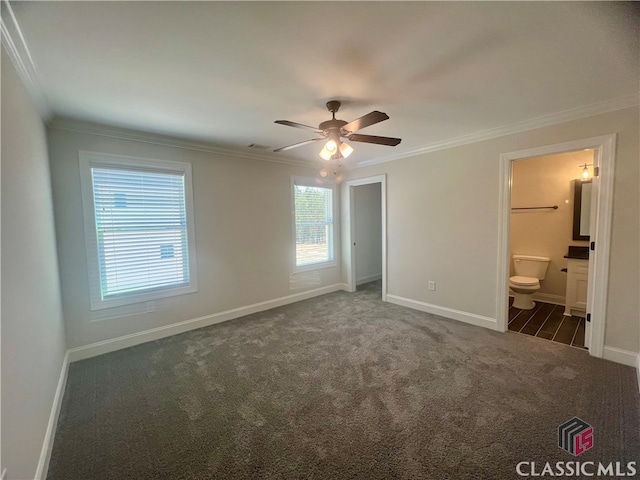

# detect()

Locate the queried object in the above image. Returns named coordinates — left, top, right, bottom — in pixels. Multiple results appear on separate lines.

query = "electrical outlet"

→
left=428, top=281, right=436, bottom=291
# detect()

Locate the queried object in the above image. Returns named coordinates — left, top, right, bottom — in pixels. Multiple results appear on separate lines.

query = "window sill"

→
left=293, top=261, right=338, bottom=274
left=90, top=284, right=198, bottom=311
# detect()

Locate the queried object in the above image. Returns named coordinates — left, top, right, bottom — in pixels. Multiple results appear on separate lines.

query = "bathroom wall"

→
left=510, top=150, right=592, bottom=302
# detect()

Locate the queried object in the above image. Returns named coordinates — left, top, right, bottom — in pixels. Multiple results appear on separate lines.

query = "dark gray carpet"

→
left=48, top=282, right=639, bottom=479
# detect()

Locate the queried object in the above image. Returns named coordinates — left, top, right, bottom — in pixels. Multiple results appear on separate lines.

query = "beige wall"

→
left=47, top=126, right=341, bottom=349
left=346, top=106, right=639, bottom=353
left=510, top=150, right=592, bottom=299
left=1, top=50, right=68, bottom=479
left=354, top=183, right=382, bottom=284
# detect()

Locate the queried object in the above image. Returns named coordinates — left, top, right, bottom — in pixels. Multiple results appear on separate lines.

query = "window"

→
left=292, top=177, right=336, bottom=270
left=80, top=152, right=197, bottom=310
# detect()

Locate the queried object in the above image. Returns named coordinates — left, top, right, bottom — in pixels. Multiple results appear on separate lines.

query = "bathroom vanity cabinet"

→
left=564, top=258, right=589, bottom=317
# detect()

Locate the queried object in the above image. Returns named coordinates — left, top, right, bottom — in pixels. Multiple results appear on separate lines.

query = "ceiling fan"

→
left=273, top=100, right=401, bottom=160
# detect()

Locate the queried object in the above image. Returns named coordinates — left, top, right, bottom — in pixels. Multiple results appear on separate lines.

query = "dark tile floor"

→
left=508, top=298, right=587, bottom=349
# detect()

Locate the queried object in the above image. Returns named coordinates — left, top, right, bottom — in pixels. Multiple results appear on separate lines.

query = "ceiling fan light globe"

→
left=325, top=140, right=338, bottom=154
left=339, top=142, right=354, bottom=158
left=319, top=147, right=333, bottom=161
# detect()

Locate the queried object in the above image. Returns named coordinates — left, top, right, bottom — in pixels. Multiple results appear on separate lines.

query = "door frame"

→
left=343, top=174, right=387, bottom=301
left=496, top=134, right=616, bottom=358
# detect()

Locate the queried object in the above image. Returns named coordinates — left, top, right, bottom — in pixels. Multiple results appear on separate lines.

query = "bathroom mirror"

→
left=573, top=180, right=592, bottom=240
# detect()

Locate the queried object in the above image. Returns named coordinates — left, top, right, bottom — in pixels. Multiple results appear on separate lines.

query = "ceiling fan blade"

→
left=342, top=111, right=389, bottom=133
left=275, top=120, right=322, bottom=134
left=348, top=134, right=401, bottom=147
left=274, top=137, right=324, bottom=153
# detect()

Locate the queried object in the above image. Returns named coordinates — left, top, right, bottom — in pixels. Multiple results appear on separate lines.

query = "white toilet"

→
left=509, top=255, right=551, bottom=310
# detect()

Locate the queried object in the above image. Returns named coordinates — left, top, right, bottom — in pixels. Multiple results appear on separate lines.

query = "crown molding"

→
left=48, top=118, right=320, bottom=169
left=352, top=93, right=640, bottom=169
left=1, top=0, right=51, bottom=120
left=50, top=88, right=637, bottom=172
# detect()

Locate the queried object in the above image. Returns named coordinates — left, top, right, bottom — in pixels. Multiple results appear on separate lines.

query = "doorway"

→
left=353, top=183, right=383, bottom=294
left=497, top=135, right=616, bottom=358
left=507, top=150, right=593, bottom=349
left=343, top=175, right=387, bottom=301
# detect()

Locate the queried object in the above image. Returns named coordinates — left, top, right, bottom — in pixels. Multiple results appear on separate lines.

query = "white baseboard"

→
left=509, top=292, right=566, bottom=306
left=356, top=273, right=382, bottom=286
left=386, top=294, right=497, bottom=331
left=532, top=292, right=566, bottom=306
left=68, top=284, right=343, bottom=362
left=602, top=346, right=638, bottom=367
left=34, top=351, right=69, bottom=480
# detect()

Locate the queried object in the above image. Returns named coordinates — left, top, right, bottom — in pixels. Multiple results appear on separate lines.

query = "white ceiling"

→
left=7, top=1, right=639, bottom=165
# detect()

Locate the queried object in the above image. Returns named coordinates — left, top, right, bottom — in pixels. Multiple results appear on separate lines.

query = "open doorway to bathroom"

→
left=497, top=135, right=616, bottom=359
left=507, top=150, right=593, bottom=349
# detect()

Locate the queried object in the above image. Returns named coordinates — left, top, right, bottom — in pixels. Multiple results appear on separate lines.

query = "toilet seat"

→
left=509, top=276, right=540, bottom=287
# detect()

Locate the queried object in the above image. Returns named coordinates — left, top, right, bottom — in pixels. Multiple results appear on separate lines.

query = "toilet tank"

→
left=513, top=255, right=551, bottom=280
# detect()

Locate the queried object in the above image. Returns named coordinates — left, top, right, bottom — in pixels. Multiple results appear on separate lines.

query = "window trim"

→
left=291, top=176, right=338, bottom=273
left=79, top=150, right=198, bottom=310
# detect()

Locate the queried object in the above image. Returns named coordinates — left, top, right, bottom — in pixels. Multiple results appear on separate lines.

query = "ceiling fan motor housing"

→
left=319, top=119, right=348, bottom=137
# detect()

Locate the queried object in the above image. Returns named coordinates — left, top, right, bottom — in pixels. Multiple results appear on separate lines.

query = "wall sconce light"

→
left=580, top=163, right=594, bottom=180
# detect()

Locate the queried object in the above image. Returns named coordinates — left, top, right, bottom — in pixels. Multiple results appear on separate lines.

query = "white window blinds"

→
left=294, top=183, right=335, bottom=268
left=80, top=152, right=197, bottom=310
left=92, top=167, right=190, bottom=299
